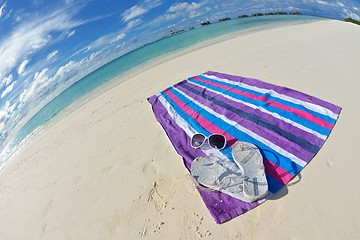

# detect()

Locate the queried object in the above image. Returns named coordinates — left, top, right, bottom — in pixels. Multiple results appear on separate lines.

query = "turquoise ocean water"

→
left=0, top=15, right=321, bottom=168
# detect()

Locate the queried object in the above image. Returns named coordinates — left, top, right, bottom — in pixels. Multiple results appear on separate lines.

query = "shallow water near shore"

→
left=0, top=15, right=321, bottom=169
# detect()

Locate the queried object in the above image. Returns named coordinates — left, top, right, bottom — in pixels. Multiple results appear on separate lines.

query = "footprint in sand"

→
left=102, top=165, right=114, bottom=174
left=139, top=220, right=165, bottom=237
left=143, top=161, right=158, bottom=176
left=147, top=179, right=176, bottom=214
left=181, top=212, right=211, bottom=239
left=326, top=158, right=334, bottom=167
left=42, top=199, right=53, bottom=217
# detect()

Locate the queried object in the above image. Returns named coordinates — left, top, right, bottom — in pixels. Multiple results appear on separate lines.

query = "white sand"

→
left=1, top=19, right=360, bottom=239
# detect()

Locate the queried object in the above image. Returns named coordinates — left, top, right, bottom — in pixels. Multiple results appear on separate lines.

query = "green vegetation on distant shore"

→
left=345, top=18, right=360, bottom=26
left=162, top=11, right=303, bottom=39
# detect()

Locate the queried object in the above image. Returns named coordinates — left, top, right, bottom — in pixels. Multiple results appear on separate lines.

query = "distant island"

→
left=219, top=17, right=231, bottom=22
left=345, top=17, right=360, bottom=26
left=161, top=29, right=185, bottom=39
left=200, top=20, right=211, bottom=26
left=161, top=11, right=303, bottom=39
left=239, top=11, right=302, bottom=18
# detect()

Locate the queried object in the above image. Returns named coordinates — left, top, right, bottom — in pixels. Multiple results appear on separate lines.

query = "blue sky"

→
left=0, top=0, right=359, bottom=147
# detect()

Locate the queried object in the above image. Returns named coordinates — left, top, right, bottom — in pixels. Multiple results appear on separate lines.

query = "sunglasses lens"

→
left=209, top=134, right=226, bottom=149
left=191, top=134, right=206, bottom=148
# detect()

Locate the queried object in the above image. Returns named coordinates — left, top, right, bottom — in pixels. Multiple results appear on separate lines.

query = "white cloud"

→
left=18, top=59, right=29, bottom=76
left=34, top=68, right=49, bottom=83
left=88, top=37, right=107, bottom=50
left=126, top=19, right=142, bottom=29
left=189, top=10, right=201, bottom=18
left=110, top=33, right=126, bottom=43
left=46, top=50, right=59, bottom=60
left=165, top=2, right=202, bottom=20
left=144, top=1, right=204, bottom=25
left=309, top=0, right=350, bottom=8
left=143, top=0, right=162, bottom=9
left=4, top=8, right=11, bottom=19
left=122, top=6, right=147, bottom=22
left=168, top=2, right=201, bottom=13
left=60, top=29, right=76, bottom=39
left=5, top=74, right=13, bottom=86
left=0, top=102, right=9, bottom=121
left=168, top=2, right=186, bottom=12
left=89, top=51, right=101, bottom=61
left=0, top=121, right=4, bottom=132
left=0, top=7, right=85, bottom=83
left=336, top=2, right=345, bottom=7
left=315, top=0, right=328, bottom=5
left=17, top=57, right=90, bottom=110
left=52, top=60, right=82, bottom=81
left=0, top=1, right=6, bottom=18
left=342, top=8, right=360, bottom=20
left=14, top=14, right=21, bottom=22
left=0, top=100, right=17, bottom=134
left=19, top=68, right=50, bottom=104
left=67, top=29, right=76, bottom=37
left=167, top=24, right=176, bottom=29
left=1, top=81, right=15, bottom=99
left=0, top=73, right=13, bottom=89
left=85, top=31, right=127, bottom=52
left=121, top=0, right=163, bottom=22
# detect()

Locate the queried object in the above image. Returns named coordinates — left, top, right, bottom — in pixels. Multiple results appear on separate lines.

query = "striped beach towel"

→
left=147, top=71, right=341, bottom=224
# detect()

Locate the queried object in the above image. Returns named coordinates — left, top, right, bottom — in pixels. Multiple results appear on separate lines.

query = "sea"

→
left=0, top=15, right=322, bottom=169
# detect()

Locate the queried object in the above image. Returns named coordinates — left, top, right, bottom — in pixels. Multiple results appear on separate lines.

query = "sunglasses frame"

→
left=191, top=133, right=227, bottom=150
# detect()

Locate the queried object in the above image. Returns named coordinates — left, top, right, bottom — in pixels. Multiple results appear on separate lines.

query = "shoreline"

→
left=0, top=16, right=326, bottom=170
left=1, top=19, right=359, bottom=239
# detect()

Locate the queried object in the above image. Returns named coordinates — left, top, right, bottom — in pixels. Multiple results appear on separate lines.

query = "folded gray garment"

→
left=190, top=141, right=268, bottom=202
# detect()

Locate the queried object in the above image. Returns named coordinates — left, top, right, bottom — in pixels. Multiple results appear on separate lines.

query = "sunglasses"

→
left=190, top=133, right=227, bottom=150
